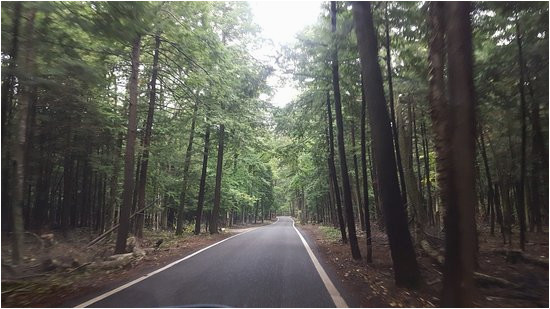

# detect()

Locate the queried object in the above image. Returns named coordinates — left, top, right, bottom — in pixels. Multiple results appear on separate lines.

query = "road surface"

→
left=75, top=217, right=349, bottom=308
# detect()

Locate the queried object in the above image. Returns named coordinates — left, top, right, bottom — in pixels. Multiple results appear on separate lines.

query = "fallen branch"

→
left=69, top=262, right=92, bottom=273
left=491, top=249, right=548, bottom=268
left=420, top=240, right=519, bottom=288
left=473, top=271, right=519, bottom=288
left=87, top=199, right=159, bottom=247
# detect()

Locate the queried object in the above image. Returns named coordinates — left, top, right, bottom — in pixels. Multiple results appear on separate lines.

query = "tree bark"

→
left=515, top=17, right=527, bottom=251
left=210, top=124, right=225, bottom=234
left=353, top=1, right=420, bottom=286
left=176, top=102, right=198, bottom=235
left=350, top=120, right=365, bottom=231
left=115, top=35, right=142, bottom=254
left=135, top=33, right=161, bottom=238
left=194, top=124, right=211, bottom=235
left=360, top=74, right=373, bottom=263
left=326, top=93, right=348, bottom=244
left=11, top=7, right=36, bottom=264
left=331, top=1, right=361, bottom=260
left=427, top=2, right=477, bottom=306
left=384, top=2, right=408, bottom=209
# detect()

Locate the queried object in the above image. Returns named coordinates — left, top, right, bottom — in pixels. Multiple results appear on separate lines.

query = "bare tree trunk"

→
left=115, top=35, right=142, bottom=254
left=360, top=74, right=373, bottom=263
left=515, top=17, right=527, bottom=251
left=11, top=7, right=36, bottom=264
left=326, top=93, right=348, bottom=244
left=420, top=119, right=434, bottom=225
left=176, top=102, right=198, bottom=235
left=384, top=2, right=408, bottom=209
left=396, top=99, right=425, bottom=242
left=135, top=33, right=161, bottom=238
left=210, top=124, right=225, bottom=234
left=427, top=2, right=477, bottom=306
left=331, top=1, right=361, bottom=260
left=353, top=1, right=420, bottom=287
left=194, top=124, right=210, bottom=235
left=350, top=120, right=365, bottom=231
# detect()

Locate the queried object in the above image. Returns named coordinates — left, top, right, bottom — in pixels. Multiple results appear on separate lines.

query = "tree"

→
left=352, top=0, right=420, bottom=287
left=194, top=124, right=211, bottom=235
left=135, top=33, right=161, bottom=239
left=326, top=92, right=348, bottom=244
left=360, top=74, right=373, bottom=263
left=115, top=34, right=142, bottom=254
left=330, top=1, right=361, bottom=260
left=427, top=2, right=477, bottom=306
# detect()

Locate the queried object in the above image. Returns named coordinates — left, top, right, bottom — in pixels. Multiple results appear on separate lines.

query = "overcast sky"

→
left=248, top=1, right=323, bottom=107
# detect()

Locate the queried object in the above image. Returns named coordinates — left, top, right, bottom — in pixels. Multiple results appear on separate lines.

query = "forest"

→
left=1, top=1, right=548, bottom=308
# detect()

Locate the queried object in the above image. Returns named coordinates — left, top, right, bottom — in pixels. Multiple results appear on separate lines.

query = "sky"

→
left=248, top=1, right=323, bottom=107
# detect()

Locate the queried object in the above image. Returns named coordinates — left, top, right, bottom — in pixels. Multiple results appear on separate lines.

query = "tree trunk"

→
left=194, top=125, right=211, bottom=235
left=331, top=1, right=361, bottom=260
left=515, top=17, right=527, bottom=251
left=326, top=93, right=348, bottom=244
left=353, top=1, right=420, bottom=286
left=421, top=119, right=434, bottom=226
left=11, top=7, right=36, bottom=264
left=360, top=74, right=373, bottom=263
left=115, top=35, right=142, bottom=254
left=427, top=2, right=477, bottom=306
left=384, top=2, right=408, bottom=209
left=350, top=120, right=365, bottom=231
left=210, top=124, right=225, bottom=234
left=176, top=102, right=198, bottom=235
left=396, top=99, right=425, bottom=242
left=135, top=33, right=161, bottom=238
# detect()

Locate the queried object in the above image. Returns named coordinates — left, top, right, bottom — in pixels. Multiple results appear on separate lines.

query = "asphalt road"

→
left=76, top=217, right=348, bottom=308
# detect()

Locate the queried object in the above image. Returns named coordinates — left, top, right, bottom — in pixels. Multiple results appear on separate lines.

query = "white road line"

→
left=75, top=220, right=279, bottom=308
left=291, top=218, right=349, bottom=308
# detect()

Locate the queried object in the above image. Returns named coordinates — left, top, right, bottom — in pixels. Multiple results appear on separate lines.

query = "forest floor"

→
left=0, top=221, right=273, bottom=307
left=299, top=221, right=548, bottom=308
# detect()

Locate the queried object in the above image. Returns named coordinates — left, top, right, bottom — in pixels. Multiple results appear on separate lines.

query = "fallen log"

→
left=86, top=199, right=158, bottom=247
left=420, top=239, right=519, bottom=288
left=491, top=249, right=548, bottom=268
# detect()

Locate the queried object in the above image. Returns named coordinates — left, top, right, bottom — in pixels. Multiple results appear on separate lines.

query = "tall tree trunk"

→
left=412, top=104, right=424, bottom=201
left=396, top=99, right=425, bottom=242
left=115, top=35, right=142, bottom=254
left=1, top=2, right=21, bottom=146
left=176, top=102, right=198, bottom=235
left=331, top=1, right=361, bottom=260
left=353, top=1, right=420, bottom=286
left=421, top=120, right=434, bottom=226
left=360, top=74, right=373, bottom=263
left=135, top=33, right=161, bottom=238
left=478, top=126, right=496, bottom=235
left=210, top=123, right=225, bottom=234
left=515, top=17, right=527, bottom=251
left=384, top=2, right=408, bottom=209
left=108, top=133, right=123, bottom=229
left=427, top=2, right=477, bottom=306
left=529, top=90, right=544, bottom=233
left=350, top=120, right=365, bottom=231
left=326, top=93, right=348, bottom=244
left=194, top=125, right=211, bottom=235
left=11, top=7, right=36, bottom=264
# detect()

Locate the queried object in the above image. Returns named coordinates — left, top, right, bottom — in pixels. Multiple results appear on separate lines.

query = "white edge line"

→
left=291, top=218, right=349, bottom=308
left=76, top=219, right=279, bottom=308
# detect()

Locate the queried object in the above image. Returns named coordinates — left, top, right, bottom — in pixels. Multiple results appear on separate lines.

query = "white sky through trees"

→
left=248, top=1, right=322, bottom=107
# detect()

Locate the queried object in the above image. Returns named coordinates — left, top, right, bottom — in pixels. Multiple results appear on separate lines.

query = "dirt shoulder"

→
left=298, top=222, right=548, bottom=308
left=1, top=222, right=271, bottom=308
